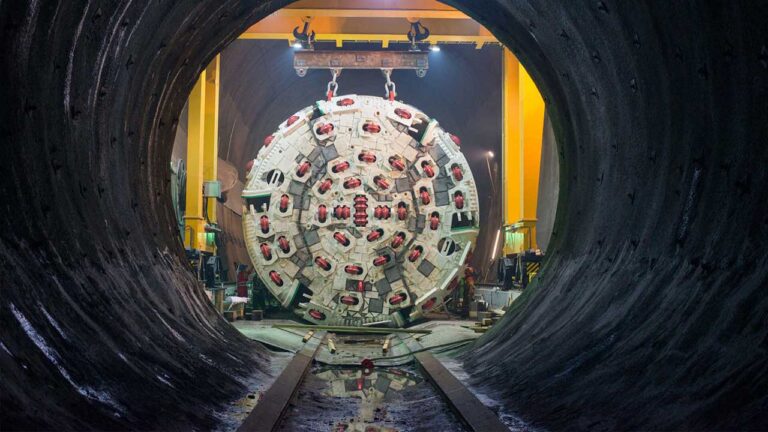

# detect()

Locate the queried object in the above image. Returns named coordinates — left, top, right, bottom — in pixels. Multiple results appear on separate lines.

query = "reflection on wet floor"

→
left=276, top=365, right=468, bottom=432
left=227, top=324, right=530, bottom=431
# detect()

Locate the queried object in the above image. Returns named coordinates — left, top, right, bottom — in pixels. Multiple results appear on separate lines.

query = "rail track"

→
left=236, top=330, right=507, bottom=432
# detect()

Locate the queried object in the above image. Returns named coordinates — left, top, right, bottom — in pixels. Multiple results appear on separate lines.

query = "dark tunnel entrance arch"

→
left=1, top=1, right=767, bottom=431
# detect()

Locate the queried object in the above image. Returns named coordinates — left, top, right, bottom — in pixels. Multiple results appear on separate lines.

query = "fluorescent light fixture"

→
left=429, top=44, right=441, bottom=52
left=491, top=229, right=501, bottom=262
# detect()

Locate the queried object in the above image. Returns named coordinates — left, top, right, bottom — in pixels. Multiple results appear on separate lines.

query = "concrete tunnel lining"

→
left=1, top=1, right=767, bottom=431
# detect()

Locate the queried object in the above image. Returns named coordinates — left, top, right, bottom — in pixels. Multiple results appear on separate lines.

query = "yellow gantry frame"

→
left=231, top=0, right=547, bottom=258
left=239, top=32, right=496, bottom=49
left=502, top=49, right=545, bottom=255
left=238, top=0, right=498, bottom=49
left=184, top=55, right=220, bottom=254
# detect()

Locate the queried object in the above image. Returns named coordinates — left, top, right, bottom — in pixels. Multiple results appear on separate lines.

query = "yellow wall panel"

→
left=501, top=48, right=545, bottom=254
left=520, top=66, right=545, bottom=222
left=502, top=49, right=521, bottom=227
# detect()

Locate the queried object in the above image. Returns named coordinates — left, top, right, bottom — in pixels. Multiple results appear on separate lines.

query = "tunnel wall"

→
left=453, top=1, right=768, bottom=430
left=1, top=1, right=767, bottom=431
left=0, top=2, right=288, bottom=430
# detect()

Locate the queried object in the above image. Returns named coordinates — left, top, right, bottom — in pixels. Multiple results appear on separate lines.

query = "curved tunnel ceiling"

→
left=1, top=1, right=767, bottom=431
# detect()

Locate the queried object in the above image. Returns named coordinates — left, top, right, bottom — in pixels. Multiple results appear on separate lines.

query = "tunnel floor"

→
left=229, top=319, right=530, bottom=431
left=275, top=364, right=467, bottom=432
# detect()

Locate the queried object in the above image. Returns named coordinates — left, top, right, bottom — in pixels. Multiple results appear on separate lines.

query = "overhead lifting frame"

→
left=238, top=1, right=497, bottom=49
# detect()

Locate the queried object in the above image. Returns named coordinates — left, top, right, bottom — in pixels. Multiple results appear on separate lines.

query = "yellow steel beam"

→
left=203, top=55, right=220, bottom=230
left=184, top=55, right=220, bottom=254
left=243, top=15, right=486, bottom=35
left=285, top=0, right=456, bottom=12
left=184, top=69, right=206, bottom=251
left=238, top=32, right=497, bottom=48
left=502, top=50, right=521, bottom=229
left=501, top=48, right=545, bottom=254
left=278, top=8, right=467, bottom=19
left=239, top=3, right=498, bottom=47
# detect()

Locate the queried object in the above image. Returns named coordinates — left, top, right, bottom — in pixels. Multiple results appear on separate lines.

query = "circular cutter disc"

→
left=242, top=95, right=479, bottom=327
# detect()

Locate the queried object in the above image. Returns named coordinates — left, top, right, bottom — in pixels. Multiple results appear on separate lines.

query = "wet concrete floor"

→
left=275, top=364, right=467, bottom=432
left=227, top=321, right=535, bottom=431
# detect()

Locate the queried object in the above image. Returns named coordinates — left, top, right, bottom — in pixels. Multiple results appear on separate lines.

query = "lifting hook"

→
left=292, top=20, right=316, bottom=49
left=407, top=21, right=430, bottom=49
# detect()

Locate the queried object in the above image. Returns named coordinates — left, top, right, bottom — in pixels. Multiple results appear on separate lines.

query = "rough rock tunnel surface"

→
left=1, top=1, right=767, bottom=431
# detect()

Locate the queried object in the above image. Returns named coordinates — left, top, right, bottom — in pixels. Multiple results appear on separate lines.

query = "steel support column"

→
left=184, top=55, right=220, bottom=254
left=502, top=49, right=545, bottom=255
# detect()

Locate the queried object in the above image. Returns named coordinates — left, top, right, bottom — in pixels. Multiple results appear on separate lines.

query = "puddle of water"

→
left=276, top=365, right=468, bottom=432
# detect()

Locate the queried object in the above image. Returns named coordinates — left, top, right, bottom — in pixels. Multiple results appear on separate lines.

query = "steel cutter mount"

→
left=243, top=94, right=479, bottom=327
